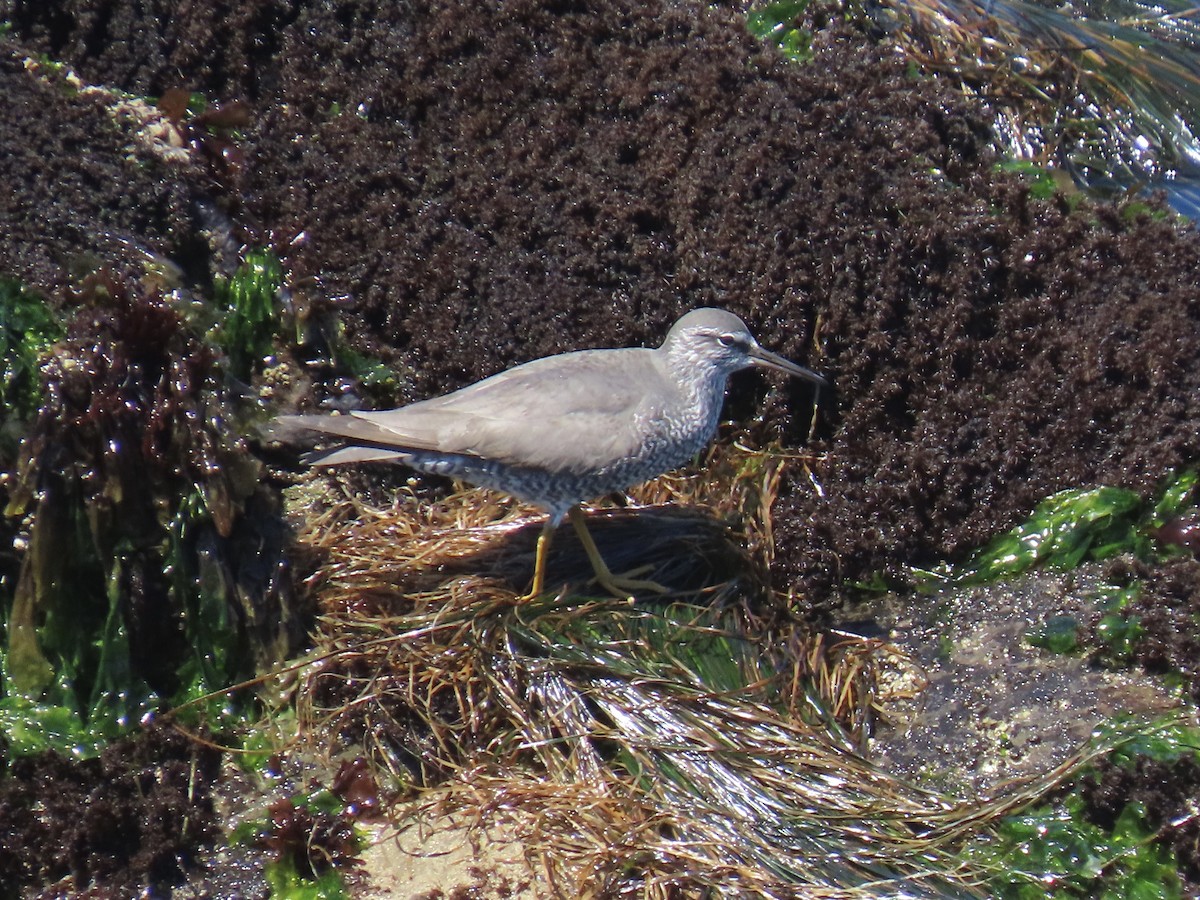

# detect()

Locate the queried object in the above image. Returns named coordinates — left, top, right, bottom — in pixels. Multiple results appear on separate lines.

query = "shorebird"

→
left=278, top=308, right=826, bottom=599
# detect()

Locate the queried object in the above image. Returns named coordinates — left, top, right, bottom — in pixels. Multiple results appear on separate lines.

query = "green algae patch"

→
left=965, top=720, right=1200, bottom=899
left=0, top=279, right=62, bottom=424
left=0, top=486, right=255, bottom=760
left=214, top=249, right=284, bottom=379
left=265, top=863, right=349, bottom=900
left=330, top=333, right=402, bottom=399
left=230, top=780, right=361, bottom=900
left=944, top=486, right=1141, bottom=583
left=747, top=0, right=813, bottom=62
left=1025, top=614, right=1081, bottom=654
left=1089, top=583, right=1144, bottom=663
left=996, top=159, right=1065, bottom=202
left=975, top=799, right=1181, bottom=899
left=917, top=472, right=1199, bottom=589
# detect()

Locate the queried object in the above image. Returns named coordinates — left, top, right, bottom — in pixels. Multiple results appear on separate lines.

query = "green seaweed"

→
left=1101, top=719, right=1200, bottom=768
left=331, top=334, right=401, bottom=397
left=1151, top=470, right=1198, bottom=523
left=0, top=279, right=62, bottom=423
left=961, top=486, right=1142, bottom=581
left=0, top=490, right=250, bottom=760
left=231, top=783, right=361, bottom=898
left=1024, top=582, right=1144, bottom=660
left=0, top=553, right=159, bottom=760
left=997, top=159, right=1063, bottom=201
left=1025, top=614, right=1081, bottom=653
left=966, top=719, right=1198, bottom=898
left=168, top=492, right=238, bottom=694
left=214, top=249, right=284, bottom=378
left=916, top=472, right=1198, bottom=588
left=1091, top=583, right=1144, bottom=663
left=747, top=0, right=813, bottom=63
left=975, top=799, right=1181, bottom=898
left=264, top=862, right=349, bottom=900
left=1, top=274, right=290, bottom=762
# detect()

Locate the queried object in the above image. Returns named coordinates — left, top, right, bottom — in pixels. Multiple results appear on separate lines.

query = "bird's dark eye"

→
left=717, top=334, right=737, bottom=348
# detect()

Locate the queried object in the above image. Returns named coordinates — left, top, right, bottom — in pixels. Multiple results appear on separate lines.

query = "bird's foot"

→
left=592, top=565, right=670, bottom=602
left=566, top=507, right=670, bottom=601
left=515, top=584, right=569, bottom=604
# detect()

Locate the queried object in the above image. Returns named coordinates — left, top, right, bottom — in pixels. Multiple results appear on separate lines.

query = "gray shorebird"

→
left=278, top=307, right=826, bottom=600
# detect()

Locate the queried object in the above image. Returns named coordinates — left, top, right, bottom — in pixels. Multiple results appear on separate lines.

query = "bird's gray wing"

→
left=352, top=347, right=669, bottom=475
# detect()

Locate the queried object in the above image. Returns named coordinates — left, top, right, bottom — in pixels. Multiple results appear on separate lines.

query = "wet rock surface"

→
left=853, top=566, right=1178, bottom=795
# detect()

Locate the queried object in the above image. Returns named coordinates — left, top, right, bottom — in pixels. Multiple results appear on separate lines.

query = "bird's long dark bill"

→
left=749, top=345, right=828, bottom=387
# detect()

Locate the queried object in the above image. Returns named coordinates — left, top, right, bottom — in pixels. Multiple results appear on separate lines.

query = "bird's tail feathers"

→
left=303, top=445, right=412, bottom=466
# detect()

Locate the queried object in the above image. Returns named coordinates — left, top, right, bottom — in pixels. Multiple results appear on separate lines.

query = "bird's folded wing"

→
left=352, top=348, right=670, bottom=474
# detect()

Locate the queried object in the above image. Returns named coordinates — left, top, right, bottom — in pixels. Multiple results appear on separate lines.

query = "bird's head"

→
left=661, top=308, right=828, bottom=387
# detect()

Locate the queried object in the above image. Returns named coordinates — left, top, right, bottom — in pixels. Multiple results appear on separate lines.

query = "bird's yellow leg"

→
left=519, top=519, right=557, bottom=601
left=567, top=507, right=670, bottom=600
